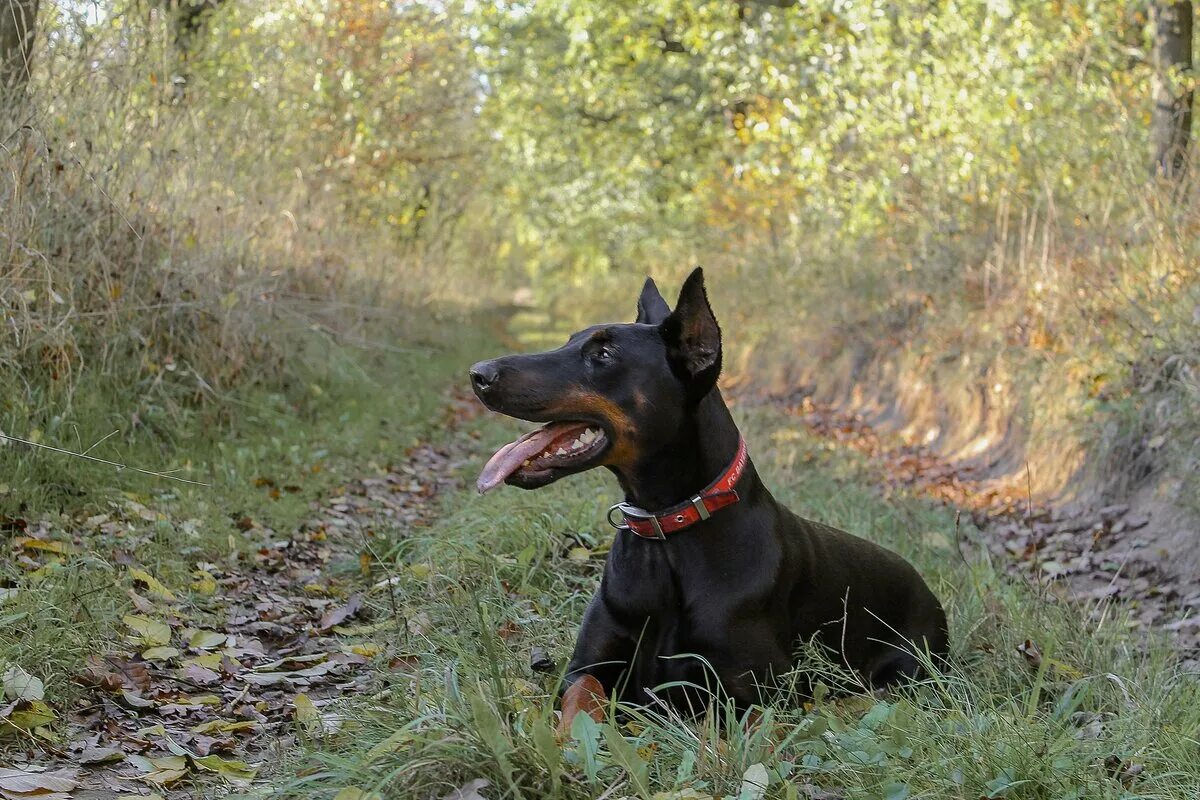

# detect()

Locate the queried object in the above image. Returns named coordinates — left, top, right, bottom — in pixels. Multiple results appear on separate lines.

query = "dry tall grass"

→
left=0, top=5, right=497, bottom=453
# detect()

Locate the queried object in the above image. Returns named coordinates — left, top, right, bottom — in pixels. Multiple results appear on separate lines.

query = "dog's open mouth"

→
left=476, top=421, right=609, bottom=493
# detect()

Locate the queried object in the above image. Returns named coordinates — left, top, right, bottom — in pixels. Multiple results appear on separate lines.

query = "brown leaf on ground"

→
left=181, top=664, right=221, bottom=686
left=0, top=767, right=78, bottom=795
left=318, top=594, right=363, bottom=631
left=388, top=654, right=420, bottom=672
left=1017, top=639, right=1043, bottom=669
left=0, top=517, right=28, bottom=534
left=78, top=746, right=124, bottom=765
left=1104, top=755, right=1145, bottom=788
left=441, top=778, right=491, bottom=800
left=77, top=656, right=151, bottom=694
left=128, top=589, right=157, bottom=615
left=118, top=690, right=156, bottom=710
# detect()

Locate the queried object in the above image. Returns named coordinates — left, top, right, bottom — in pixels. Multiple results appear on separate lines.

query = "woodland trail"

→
left=3, top=392, right=483, bottom=799
left=765, top=392, right=1200, bottom=668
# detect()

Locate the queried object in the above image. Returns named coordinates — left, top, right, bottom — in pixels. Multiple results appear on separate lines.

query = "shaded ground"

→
left=767, top=392, right=1200, bottom=667
left=1, top=392, right=481, bottom=798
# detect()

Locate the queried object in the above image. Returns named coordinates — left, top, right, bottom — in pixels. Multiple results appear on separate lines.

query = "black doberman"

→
left=469, top=269, right=948, bottom=734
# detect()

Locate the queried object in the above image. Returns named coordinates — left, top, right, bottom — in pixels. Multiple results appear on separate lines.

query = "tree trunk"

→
left=168, top=0, right=222, bottom=101
left=0, top=0, right=39, bottom=94
left=1150, top=1, right=1194, bottom=179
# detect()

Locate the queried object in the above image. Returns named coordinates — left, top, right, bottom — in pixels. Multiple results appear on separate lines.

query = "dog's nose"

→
left=469, top=360, right=500, bottom=393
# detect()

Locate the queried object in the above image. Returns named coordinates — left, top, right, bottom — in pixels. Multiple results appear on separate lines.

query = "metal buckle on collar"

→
left=606, top=502, right=665, bottom=540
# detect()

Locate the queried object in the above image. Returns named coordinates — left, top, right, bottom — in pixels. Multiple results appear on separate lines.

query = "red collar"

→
left=606, top=437, right=749, bottom=540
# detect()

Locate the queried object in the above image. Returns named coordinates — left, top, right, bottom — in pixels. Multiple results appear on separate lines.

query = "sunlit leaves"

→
left=473, top=0, right=1136, bottom=269
left=123, top=615, right=172, bottom=648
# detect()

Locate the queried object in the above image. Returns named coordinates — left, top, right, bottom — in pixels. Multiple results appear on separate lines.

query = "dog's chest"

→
left=601, top=535, right=753, bottom=629
left=601, top=539, right=680, bottom=623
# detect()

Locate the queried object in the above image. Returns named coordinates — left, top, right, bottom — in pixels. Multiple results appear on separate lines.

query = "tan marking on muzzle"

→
left=547, top=389, right=641, bottom=467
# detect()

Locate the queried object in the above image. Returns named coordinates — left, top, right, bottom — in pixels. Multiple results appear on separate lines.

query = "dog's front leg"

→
left=557, top=674, right=608, bottom=737
left=556, top=594, right=633, bottom=738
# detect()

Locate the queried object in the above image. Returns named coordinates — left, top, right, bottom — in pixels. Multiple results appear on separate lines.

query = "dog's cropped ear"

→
left=635, top=277, right=671, bottom=324
left=661, top=267, right=721, bottom=396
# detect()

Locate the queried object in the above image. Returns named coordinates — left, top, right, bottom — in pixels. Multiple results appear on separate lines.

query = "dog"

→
left=469, top=268, right=948, bottom=734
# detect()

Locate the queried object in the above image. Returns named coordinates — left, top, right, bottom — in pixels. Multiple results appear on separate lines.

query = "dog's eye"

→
left=590, top=346, right=614, bottom=363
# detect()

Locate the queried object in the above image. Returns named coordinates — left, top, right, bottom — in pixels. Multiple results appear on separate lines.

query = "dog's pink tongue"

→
left=477, top=423, right=573, bottom=494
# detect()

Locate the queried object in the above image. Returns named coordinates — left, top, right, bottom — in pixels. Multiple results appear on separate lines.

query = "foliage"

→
left=0, top=0, right=498, bottom=507
left=474, top=0, right=1140, bottom=272
left=188, top=0, right=487, bottom=241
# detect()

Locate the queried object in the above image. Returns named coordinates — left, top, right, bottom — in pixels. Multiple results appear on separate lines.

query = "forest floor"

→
left=2, top=319, right=1199, bottom=799
left=760, top=393, right=1200, bottom=667
left=2, top=388, right=484, bottom=799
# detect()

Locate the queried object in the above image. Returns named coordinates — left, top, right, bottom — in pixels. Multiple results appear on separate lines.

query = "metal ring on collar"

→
left=606, top=503, right=631, bottom=531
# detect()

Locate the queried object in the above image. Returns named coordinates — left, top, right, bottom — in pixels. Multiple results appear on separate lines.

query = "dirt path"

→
left=769, top=393, right=1200, bottom=667
left=2, top=392, right=481, bottom=799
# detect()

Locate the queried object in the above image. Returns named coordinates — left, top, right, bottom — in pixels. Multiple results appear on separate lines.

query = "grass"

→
left=262, top=377, right=1200, bottom=800
left=0, top=312, right=491, bottom=711
left=2, top=277, right=1197, bottom=798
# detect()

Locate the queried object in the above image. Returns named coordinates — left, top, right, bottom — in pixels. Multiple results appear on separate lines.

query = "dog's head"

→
left=470, top=267, right=722, bottom=492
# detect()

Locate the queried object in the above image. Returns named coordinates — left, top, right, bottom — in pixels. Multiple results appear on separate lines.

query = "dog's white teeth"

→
left=522, top=459, right=532, bottom=467
left=580, top=429, right=598, bottom=444
left=571, top=438, right=584, bottom=450
left=556, top=447, right=567, bottom=456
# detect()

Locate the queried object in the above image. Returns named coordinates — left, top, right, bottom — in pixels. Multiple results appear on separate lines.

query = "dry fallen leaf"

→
left=141, top=646, right=181, bottom=662
left=183, top=653, right=222, bottom=670
left=186, top=629, right=227, bottom=650
left=191, top=570, right=217, bottom=595
left=118, top=690, right=156, bottom=709
left=192, top=719, right=257, bottom=735
left=294, top=692, right=321, bottom=735
left=128, top=568, right=177, bottom=603
left=128, top=754, right=188, bottom=786
left=181, top=663, right=221, bottom=686
left=127, top=589, right=157, bottom=615
left=1, top=665, right=44, bottom=702
left=12, top=537, right=69, bottom=555
left=123, top=615, right=172, bottom=647
left=0, top=699, right=57, bottom=733
left=190, top=754, right=258, bottom=780
left=441, top=778, right=491, bottom=800
left=1017, top=638, right=1043, bottom=669
left=0, top=767, right=78, bottom=794
left=79, top=746, right=125, bottom=765
left=319, top=594, right=363, bottom=630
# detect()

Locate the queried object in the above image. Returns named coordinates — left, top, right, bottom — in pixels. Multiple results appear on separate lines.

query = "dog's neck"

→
left=612, top=389, right=746, bottom=511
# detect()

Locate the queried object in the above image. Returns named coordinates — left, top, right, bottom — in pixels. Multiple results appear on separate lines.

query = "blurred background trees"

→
left=1, top=0, right=39, bottom=92
left=1151, top=1, right=1194, bottom=179
left=1, top=0, right=1197, bottom=508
